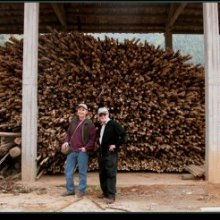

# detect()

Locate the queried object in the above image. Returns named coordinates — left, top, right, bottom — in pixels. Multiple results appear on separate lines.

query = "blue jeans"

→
left=65, top=151, right=89, bottom=193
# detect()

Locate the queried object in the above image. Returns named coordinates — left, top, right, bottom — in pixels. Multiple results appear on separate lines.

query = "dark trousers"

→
left=98, top=152, right=118, bottom=198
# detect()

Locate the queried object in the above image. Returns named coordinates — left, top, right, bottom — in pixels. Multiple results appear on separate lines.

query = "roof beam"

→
left=166, top=3, right=187, bottom=31
left=166, top=4, right=175, bottom=30
left=51, top=3, right=67, bottom=27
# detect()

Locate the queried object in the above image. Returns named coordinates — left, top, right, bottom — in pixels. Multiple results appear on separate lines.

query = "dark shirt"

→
left=97, top=119, right=127, bottom=155
left=65, top=119, right=96, bottom=152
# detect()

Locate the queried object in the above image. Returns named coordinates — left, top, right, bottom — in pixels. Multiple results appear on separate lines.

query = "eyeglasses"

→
left=99, top=113, right=107, bottom=117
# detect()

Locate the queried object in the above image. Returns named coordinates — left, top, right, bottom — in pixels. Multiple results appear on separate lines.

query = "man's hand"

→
left=61, top=142, right=69, bottom=150
left=109, top=144, right=116, bottom=152
left=80, top=147, right=87, bottom=152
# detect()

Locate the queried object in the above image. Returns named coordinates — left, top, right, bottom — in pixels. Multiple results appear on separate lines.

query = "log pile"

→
left=0, top=29, right=205, bottom=175
left=0, top=132, right=21, bottom=178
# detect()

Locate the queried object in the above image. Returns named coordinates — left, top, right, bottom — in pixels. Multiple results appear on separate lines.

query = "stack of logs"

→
left=0, top=29, right=205, bottom=176
left=0, top=132, right=21, bottom=178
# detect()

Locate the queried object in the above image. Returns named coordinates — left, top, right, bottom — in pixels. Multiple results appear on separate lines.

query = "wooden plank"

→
left=185, top=164, right=205, bottom=177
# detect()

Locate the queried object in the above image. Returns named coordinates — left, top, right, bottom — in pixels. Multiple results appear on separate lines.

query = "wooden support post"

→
left=164, top=30, right=172, bottom=50
left=22, top=3, right=39, bottom=182
left=203, top=3, right=220, bottom=183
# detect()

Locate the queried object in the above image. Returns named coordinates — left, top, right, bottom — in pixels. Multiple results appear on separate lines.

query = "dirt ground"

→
left=0, top=172, right=220, bottom=213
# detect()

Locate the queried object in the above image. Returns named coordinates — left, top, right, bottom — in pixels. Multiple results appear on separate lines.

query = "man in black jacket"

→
left=97, top=106, right=127, bottom=204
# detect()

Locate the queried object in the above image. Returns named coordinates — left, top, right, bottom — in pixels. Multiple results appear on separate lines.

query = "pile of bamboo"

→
left=0, top=29, right=205, bottom=174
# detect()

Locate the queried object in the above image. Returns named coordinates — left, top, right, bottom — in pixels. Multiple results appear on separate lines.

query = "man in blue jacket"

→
left=97, top=106, right=127, bottom=204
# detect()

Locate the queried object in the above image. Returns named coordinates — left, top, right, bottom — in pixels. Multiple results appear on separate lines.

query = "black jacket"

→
left=97, top=119, right=127, bottom=154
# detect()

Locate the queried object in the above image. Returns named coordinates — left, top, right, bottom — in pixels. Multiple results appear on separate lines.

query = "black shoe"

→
left=62, top=191, right=75, bottom=197
left=105, top=197, right=115, bottom=204
left=97, top=194, right=107, bottom=199
left=77, top=192, right=85, bottom=198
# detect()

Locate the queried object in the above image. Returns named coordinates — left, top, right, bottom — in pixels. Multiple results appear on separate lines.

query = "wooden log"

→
left=14, top=137, right=21, bottom=145
left=0, top=152, right=9, bottom=166
left=5, top=172, right=21, bottom=181
left=36, top=169, right=45, bottom=180
left=0, top=132, right=21, bottom=137
left=9, top=146, right=21, bottom=158
left=0, top=142, right=14, bottom=156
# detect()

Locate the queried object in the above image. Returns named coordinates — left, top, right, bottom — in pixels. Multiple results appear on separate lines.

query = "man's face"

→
left=77, top=107, right=87, bottom=118
left=98, top=112, right=108, bottom=123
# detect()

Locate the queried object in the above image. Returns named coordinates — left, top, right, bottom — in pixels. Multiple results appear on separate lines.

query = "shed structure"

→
left=0, top=2, right=219, bottom=183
